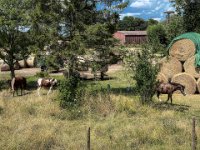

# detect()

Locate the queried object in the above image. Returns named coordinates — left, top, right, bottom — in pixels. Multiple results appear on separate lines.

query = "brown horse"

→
left=156, top=81, right=186, bottom=104
left=11, top=76, right=27, bottom=96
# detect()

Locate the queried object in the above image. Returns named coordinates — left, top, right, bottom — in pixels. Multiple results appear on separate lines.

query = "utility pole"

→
left=164, top=10, right=174, bottom=23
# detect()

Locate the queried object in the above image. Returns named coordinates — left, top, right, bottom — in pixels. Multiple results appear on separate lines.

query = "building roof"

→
left=117, top=31, right=147, bottom=36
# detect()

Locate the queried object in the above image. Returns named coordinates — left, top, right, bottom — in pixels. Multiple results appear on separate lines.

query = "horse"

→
left=37, top=78, right=57, bottom=96
left=156, top=81, right=186, bottom=104
left=11, top=76, right=27, bottom=96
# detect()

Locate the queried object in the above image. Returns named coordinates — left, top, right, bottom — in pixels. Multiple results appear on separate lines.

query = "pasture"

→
left=0, top=68, right=199, bottom=150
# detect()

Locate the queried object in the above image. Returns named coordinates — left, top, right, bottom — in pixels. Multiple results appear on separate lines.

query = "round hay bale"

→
left=159, top=56, right=182, bottom=79
left=14, top=61, right=20, bottom=70
left=0, top=62, right=20, bottom=71
left=169, top=39, right=196, bottom=61
left=172, top=73, right=196, bottom=94
left=156, top=72, right=168, bottom=83
left=18, top=60, right=27, bottom=68
left=196, top=78, right=200, bottom=93
left=0, top=59, right=4, bottom=66
left=184, top=56, right=200, bottom=79
left=1, top=64, right=10, bottom=71
left=26, top=56, right=36, bottom=67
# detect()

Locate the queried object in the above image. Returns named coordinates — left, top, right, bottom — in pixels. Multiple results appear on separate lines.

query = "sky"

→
left=120, top=0, right=175, bottom=21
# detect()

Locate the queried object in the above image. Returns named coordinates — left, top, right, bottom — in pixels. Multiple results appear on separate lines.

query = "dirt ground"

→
left=0, top=64, right=123, bottom=79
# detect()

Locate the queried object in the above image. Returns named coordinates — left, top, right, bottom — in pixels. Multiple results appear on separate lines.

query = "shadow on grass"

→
left=110, top=87, right=137, bottom=96
left=152, top=102, right=190, bottom=112
left=80, top=76, right=117, bottom=81
left=27, top=80, right=37, bottom=90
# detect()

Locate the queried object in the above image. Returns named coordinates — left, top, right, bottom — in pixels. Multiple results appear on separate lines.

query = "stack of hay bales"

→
left=158, top=32, right=200, bottom=94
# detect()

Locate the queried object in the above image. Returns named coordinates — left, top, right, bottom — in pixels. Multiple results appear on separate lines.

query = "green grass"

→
left=0, top=70, right=199, bottom=149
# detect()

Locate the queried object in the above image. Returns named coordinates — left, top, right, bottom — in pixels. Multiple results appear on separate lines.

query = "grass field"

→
left=0, top=70, right=199, bottom=150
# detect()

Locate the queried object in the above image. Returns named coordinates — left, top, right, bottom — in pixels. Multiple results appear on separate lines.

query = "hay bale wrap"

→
left=168, top=32, right=200, bottom=64
left=26, top=56, right=36, bottom=67
left=1, top=62, right=20, bottom=71
left=18, top=60, right=28, bottom=68
left=156, top=72, right=168, bottom=83
left=184, top=56, right=200, bottom=78
left=159, top=56, right=182, bottom=79
left=196, top=78, right=200, bottom=93
left=172, top=73, right=196, bottom=94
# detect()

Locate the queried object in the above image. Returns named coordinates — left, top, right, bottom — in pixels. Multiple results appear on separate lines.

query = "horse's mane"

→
left=169, top=81, right=184, bottom=87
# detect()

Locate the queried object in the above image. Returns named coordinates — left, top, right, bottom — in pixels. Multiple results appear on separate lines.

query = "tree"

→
left=84, top=23, right=117, bottom=80
left=164, top=15, right=185, bottom=42
left=0, top=0, right=31, bottom=78
left=147, top=24, right=168, bottom=55
left=170, top=0, right=200, bottom=32
left=118, top=16, right=147, bottom=31
left=147, top=19, right=159, bottom=26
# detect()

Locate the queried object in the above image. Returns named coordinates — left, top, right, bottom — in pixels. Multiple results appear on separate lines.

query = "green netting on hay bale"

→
left=168, top=32, right=200, bottom=66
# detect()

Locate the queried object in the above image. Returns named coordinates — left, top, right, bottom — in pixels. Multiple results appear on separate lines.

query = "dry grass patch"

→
left=0, top=90, right=199, bottom=149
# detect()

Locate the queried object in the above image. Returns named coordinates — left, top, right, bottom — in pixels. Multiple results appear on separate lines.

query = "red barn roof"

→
left=117, top=31, right=147, bottom=36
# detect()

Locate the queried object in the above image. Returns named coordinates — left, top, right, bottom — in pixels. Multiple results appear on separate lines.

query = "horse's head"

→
left=50, top=78, right=57, bottom=86
left=176, top=84, right=186, bottom=96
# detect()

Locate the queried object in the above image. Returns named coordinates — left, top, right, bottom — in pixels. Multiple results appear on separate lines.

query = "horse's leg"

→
left=37, top=87, right=41, bottom=96
left=170, top=94, right=173, bottom=104
left=21, top=87, right=22, bottom=96
left=47, top=86, right=53, bottom=95
left=166, top=94, right=170, bottom=102
left=157, top=92, right=161, bottom=101
left=13, top=90, right=15, bottom=97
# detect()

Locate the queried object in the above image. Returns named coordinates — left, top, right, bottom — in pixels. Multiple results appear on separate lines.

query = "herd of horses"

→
left=9, top=76, right=57, bottom=97
left=8, top=75, right=186, bottom=104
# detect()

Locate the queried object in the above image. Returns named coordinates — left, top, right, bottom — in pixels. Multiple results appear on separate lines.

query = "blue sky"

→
left=120, top=0, right=175, bottom=21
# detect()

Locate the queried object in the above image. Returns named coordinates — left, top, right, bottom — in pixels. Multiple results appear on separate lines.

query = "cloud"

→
left=120, top=12, right=141, bottom=19
left=152, top=18, right=162, bottom=21
left=130, top=0, right=152, bottom=8
left=121, top=0, right=174, bottom=21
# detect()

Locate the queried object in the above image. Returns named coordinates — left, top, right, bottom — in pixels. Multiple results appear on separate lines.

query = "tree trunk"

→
left=10, top=65, right=15, bottom=79
left=100, top=71, right=104, bottom=80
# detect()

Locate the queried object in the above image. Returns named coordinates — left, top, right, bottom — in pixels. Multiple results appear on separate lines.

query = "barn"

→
left=113, top=31, right=147, bottom=45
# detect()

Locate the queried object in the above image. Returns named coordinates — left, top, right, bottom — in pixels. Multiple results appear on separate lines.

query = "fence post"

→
left=107, top=84, right=111, bottom=99
left=87, top=127, right=90, bottom=150
left=192, top=117, right=197, bottom=150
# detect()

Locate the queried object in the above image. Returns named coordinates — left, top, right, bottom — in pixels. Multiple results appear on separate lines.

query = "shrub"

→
left=127, top=44, right=159, bottom=104
left=59, top=76, right=84, bottom=109
left=35, top=72, right=49, bottom=78
left=147, top=24, right=168, bottom=55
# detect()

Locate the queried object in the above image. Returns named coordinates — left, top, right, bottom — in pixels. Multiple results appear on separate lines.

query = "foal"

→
left=156, top=81, right=186, bottom=104
left=37, top=78, right=57, bottom=96
left=11, top=76, right=27, bottom=96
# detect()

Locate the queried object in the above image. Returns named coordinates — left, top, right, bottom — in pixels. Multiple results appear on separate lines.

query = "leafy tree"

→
left=164, top=15, right=185, bottom=42
left=0, top=0, right=32, bottom=78
left=118, top=16, right=147, bottom=31
left=147, top=24, right=168, bottom=55
left=84, top=23, right=117, bottom=80
left=147, top=19, right=159, bottom=26
left=170, top=0, right=200, bottom=32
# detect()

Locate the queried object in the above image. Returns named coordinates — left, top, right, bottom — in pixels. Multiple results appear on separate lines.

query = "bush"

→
left=35, top=72, right=49, bottom=78
left=147, top=24, right=168, bottom=55
left=59, top=76, right=85, bottom=109
left=127, top=45, right=159, bottom=104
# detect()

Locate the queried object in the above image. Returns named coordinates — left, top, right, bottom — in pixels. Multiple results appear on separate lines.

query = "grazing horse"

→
left=11, top=76, right=27, bottom=96
left=156, top=81, right=186, bottom=104
left=37, top=78, right=57, bottom=96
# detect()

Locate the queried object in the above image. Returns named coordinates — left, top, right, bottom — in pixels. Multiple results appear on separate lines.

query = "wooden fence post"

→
left=87, top=127, right=90, bottom=150
left=192, top=117, right=197, bottom=150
